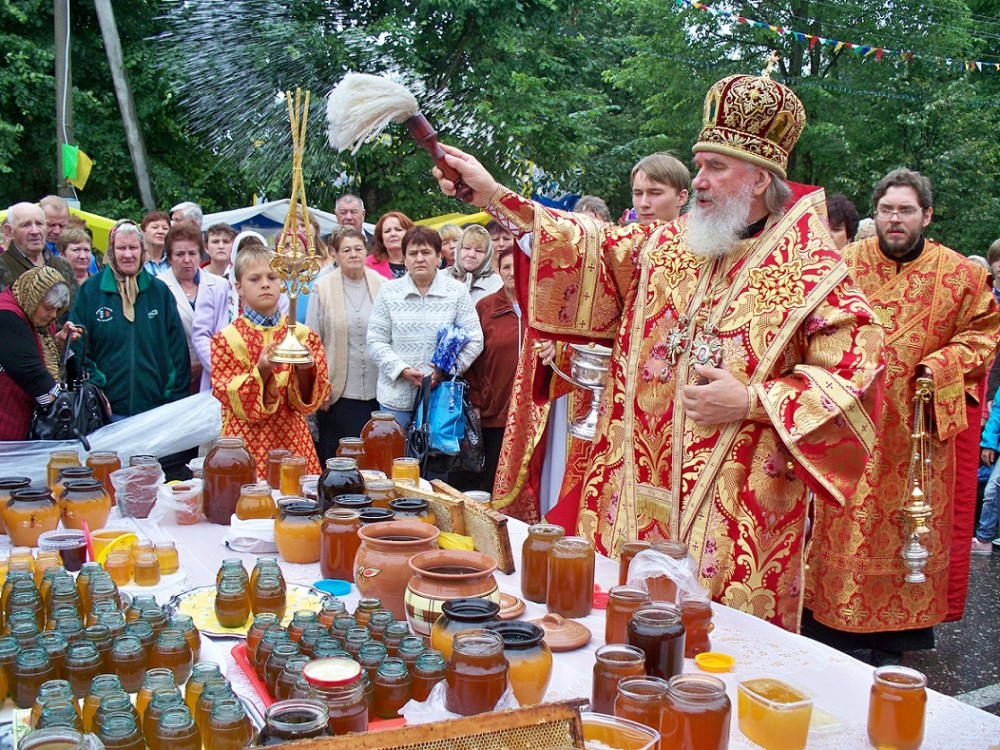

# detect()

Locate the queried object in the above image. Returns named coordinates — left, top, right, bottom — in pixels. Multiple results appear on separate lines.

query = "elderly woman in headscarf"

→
left=0, top=267, right=80, bottom=440
left=449, top=224, right=502, bottom=304
left=68, top=219, right=190, bottom=420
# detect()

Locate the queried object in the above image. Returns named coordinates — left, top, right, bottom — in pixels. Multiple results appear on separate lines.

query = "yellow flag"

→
left=67, top=149, right=93, bottom=190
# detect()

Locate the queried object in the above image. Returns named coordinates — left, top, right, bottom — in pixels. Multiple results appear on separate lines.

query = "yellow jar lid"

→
left=695, top=652, right=736, bottom=673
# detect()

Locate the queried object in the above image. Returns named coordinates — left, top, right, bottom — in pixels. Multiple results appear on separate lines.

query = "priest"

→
left=434, top=73, right=885, bottom=631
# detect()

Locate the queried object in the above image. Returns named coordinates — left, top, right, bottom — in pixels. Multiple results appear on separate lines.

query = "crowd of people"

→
left=2, top=70, right=1000, bottom=671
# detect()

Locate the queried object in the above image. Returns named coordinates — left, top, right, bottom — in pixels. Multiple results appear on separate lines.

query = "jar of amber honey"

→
left=266, top=449, right=292, bottom=490
left=373, top=657, right=411, bottom=719
left=4, top=488, right=61, bottom=547
left=617, top=540, right=651, bottom=585
left=280, top=456, right=308, bottom=497
left=59, top=479, right=112, bottom=531
left=320, top=509, right=362, bottom=582
left=867, top=666, right=927, bottom=750
left=614, top=676, right=669, bottom=739
left=388, top=497, right=436, bottom=526
left=86, top=451, right=121, bottom=501
left=521, top=524, right=564, bottom=604
left=235, top=483, right=277, bottom=521
left=546, top=536, right=595, bottom=618
left=364, top=480, right=395, bottom=509
left=592, top=644, right=646, bottom=715
left=133, top=553, right=161, bottom=587
left=318, top=458, right=365, bottom=512
left=251, top=575, right=287, bottom=621
left=336, top=438, right=367, bottom=466
left=605, top=585, right=650, bottom=645
left=214, top=579, right=251, bottom=629
left=680, top=596, right=713, bottom=658
left=626, top=602, right=686, bottom=681
left=361, top=412, right=405, bottom=477
left=303, top=658, right=369, bottom=736
left=14, top=648, right=56, bottom=708
left=445, top=630, right=509, bottom=716
left=150, top=629, right=194, bottom=685
left=660, top=674, right=731, bottom=749
left=47, top=451, right=81, bottom=493
left=203, top=437, right=256, bottom=526
left=274, top=500, right=323, bottom=564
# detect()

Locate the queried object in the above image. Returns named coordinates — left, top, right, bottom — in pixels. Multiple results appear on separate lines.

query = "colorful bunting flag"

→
left=62, top=143, right=93, bottom=190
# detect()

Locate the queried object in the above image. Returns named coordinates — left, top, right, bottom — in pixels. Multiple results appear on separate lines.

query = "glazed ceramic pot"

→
left=404, top=549, right=500, bottom=637
left=355, top=521, right=440, bottom=619
left=485, top=621, right=553, bottom=705
left=430, top=598, right=502, bottom=660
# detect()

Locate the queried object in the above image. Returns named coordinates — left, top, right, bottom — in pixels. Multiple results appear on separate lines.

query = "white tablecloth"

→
left=58, top=510, right=1000, bottom=749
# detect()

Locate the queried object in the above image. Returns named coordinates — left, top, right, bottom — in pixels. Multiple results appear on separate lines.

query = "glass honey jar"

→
left=258, top=698, right=329, bottom=744
left=364, top=479, right=396, bottom=509
left=266, top=449, right=292, bottom=491
left=234, top=483, right=277, bottom=521
left=214, top=579, right=250, bottom=629
left=59, top=479, right=112, bottom=531
left=445, top=630, right=509, bottom=716
left=110, top=635, right=147, bottom=693
left=0, top=476, right=31, bottom=534
left=47, top=451, right=82, bottom=493
left=867, top=666, right=927, bottom=750
left=203, top=437, right=256, bottom=526
left=388, top=497, right=435, bottom=525
left=133, top=553, right=161, bottom=587
left=373, top=657, right=411, bottom=719
left=626, top=602, right=686, bottom=681
left=86, top=451, right=121, bottom=499
left=320, top=509, right=362, bottom=582
left=279, top=456, right=308, bottom=497
left=154, top=542, right=180, bottom=576
left=274, top=499, right=323, bottom=564
left=361, top=412, right=405, bottom=477
left=318, top=458, right=365, bottom=512
left=303, top=658, right=368, bottom=736
left=546, top=536, right=595, bottom=618
left=592, top=643, right=646, bottom=715
left=618, top=540, right=651, bottom=586
left=14, top=647, right=56, bottom=708
left=614, top=676, right=670, bottom=740
left=206, top=697, right=255, bottom=750
left=336, top=438, right=367, bottom=466
left=660, top=674, right=731, bottom=750
left=154, top=705, right=201, bottom=750
left=53, top=467, right=95, bottom=503
left=521, top=523, right=564, bottom=604
left=605, top=585, right=651, bottom=645
left=4, top=488, right=61, bottom=547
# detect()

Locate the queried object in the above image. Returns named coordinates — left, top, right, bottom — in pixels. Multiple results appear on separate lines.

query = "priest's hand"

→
left=433, top=144, right=500, bottom=208
left=682, top=365, right=750, bottom=426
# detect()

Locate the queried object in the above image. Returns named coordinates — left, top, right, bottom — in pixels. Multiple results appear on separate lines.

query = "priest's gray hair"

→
left=764, top=170, right=791, bottom=216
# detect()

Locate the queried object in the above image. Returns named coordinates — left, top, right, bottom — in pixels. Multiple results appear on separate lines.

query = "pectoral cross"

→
left=665, top=315, right=691, bottom=365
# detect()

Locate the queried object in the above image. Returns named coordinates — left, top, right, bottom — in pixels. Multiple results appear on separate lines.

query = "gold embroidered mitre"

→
left=692, top=74, right=806, bottom=179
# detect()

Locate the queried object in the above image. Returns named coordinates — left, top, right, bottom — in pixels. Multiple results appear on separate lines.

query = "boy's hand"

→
left=257, top=344, right=276, bottom=383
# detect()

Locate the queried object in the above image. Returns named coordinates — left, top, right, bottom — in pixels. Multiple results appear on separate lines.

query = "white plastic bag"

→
left=223, top=516, right=278, bottom=553
left=110, top=463, right=164, bottom=519
left=626, top=547, right=709, bottom=603
left=399, top=678, right=519, bottom=725
left=149, top=479, right=204, bottom=525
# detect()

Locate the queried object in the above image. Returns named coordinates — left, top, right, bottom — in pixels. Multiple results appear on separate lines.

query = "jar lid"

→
left=10, top=487, right=54, bottom=502
left=58, top=467, right=94, bottom=479
left=440, top=597, right=501, bottom=623
left=62, top=478, right=105, bottom=492
left=358, top=508, right=395, bottom=524
left=278, top=499, right=322, bottom=516
left=334, top=494, right=372, bottom=509
left=484, top=620, right=545, bottom=649
left=694, top=652, right=736, bottom=673
left=302, top=658, right=361, bottom=688
left=389, top=497, right=428, bottom=512
left=38, top=530, right=88, bottom=551
left=0, top=476, right=30, bottom=490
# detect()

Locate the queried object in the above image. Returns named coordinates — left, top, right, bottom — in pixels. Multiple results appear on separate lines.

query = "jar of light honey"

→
left=235, top=483, right=277, bottom=521
left=274, top=500, right=323, bottom=564
left=364, top=480, right=395, bottom=509
left=59, top=479, right=112, bottom=531
left=266, top=449, right=292, bottom=491
left=154, top=542, right=180, bottom=575
left=46, top=451, right=81, bottom=493
left=4, top=488, right=61, bottom=547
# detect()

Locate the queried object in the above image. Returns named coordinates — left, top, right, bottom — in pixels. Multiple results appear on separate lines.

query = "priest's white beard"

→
left=685, top=182, right=756, bottom=258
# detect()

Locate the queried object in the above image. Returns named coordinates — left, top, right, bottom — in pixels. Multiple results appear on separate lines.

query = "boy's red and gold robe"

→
left=806, top=237, right=1000, bottom=633
left=488, top=186, right=884, bottom=631
left=211, top=316, right=331, bottom=478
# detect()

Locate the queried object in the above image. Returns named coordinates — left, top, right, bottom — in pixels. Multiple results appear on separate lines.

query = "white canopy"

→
left=200, top=199, right=373, bottom=239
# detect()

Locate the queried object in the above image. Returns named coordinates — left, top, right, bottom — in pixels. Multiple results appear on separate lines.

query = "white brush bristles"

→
left=326, top=73, right=420, bottom=153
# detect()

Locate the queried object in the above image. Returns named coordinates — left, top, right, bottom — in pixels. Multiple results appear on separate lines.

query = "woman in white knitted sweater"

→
left=367, top=226, right=484, bottom=426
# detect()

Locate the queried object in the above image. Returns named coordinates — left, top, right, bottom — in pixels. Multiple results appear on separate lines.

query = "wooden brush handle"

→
left=405, top=113, right=474, bottom=203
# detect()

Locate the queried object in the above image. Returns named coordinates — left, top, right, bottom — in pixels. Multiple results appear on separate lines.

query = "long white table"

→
left=25, top=509, right=1000, bottom=749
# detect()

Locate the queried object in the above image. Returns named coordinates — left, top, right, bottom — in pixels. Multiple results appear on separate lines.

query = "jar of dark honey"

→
left=153, top=705, right=200, bottom=750
left=614, top=676, right=670, bottom=738
left=605, top=585, right=651, bottom=645
left=626, top=602, right=686, bottom=681
left=411, top=649, right=446, bottom=702
left=276, top=656, right=310, bottom=701
left=63, top=642, right=102, bottom=699
left=265, top=641, right=301, bottom=698
left=546, top=536, right=595, bottom=618
left=444, top=630, right=509, bottom=716
left=203, top=437, right=256, bottom=525
left=361, top=412, right=405, bottom=477
left=246, top=614, right=280, bottom=665
left=14, top=648, right=56, bottom=708
left=303, top=658, right=368, bottom=736
left=318, top=458, right=365, bottom=512
left=680, top=596, right=713, bottom=658
left=257, top=699, right=330, bottom=744
left=320, top=509, right=362, bottom=582
left=521, top=523, right=564, bottom=603
left=373, top=657, right=411, bottom=719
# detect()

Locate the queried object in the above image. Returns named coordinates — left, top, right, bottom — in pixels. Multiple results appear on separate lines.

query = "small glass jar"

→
left=280, top=455, right=308, bottom=497
left=31, top=679, right=79, bottom=729
left=135, top=668, right=176, bottom=724
left=615, top=676, right=670, bottom=738
left=645, top=540, right=689, bottom=603
left=214, top=579, right=251, bottom=629
left=184, top=662, right=222, bottom=716
left=618, top=540, right=652, bottom=585
left=170, top=614, right=202, bottom=664
left=605, top=585, right=651, bottom=645
left=94, top=690, right=139, bottom=736
left=251, top=575, right=287, bottom=621
left=125, top=620, right=156, bottom=660
left=365, top=479, right=396, bottom=509
left=258, top=698, right=330, bottom=744
left=217, top=558, right=249, bottom=588
left=98, top=611, right=127, bottom=641
left=382, top=621, right=411, bottom=657
left=299, top=475, right=320, bottom=502
left=254, top=629, right=291, bottom=681
left=195, top=681, right=234, bottom=738
left=82, top=674, right=122, bottom=732
left=86, top=451, right=122, bottom=498
left=867, top=666, right=927, bottom=750
left=266, top=449, right=292, bottom=490
left=154, top=541, right=180, bottom=575
left=154, top=705, right=200, bottom=750
left=303, top=658, right=368, bottom=736
left=388, top=497, right=436, bottom=525
left=367, top=609, right=394, bottom=642
left=357, top=640, right=388, bottom=685
left=336, top=437, right=367, bottom=465
left=82, top=624, right=113, bottom=673
left=344, top=627, right=372, bottom=661
left=19, top=728, right=89, bottom=750
left=592, top=643, right=647, bottom=715
left=445, top=630, right=509, bottom=716
left=249, top=557, right=282, bottom=592
left=331, top=614, right=359, bottom=641
left=235, top=483, right=277, bottom=521
left=246, top=614, right=280, bottom=664
left=373, top=656, right=411, bottom=719
left=287, top=610, right=319, bottom=642
left=521, top=523, right=565, bottom=603
left=104, top=551, right=133, bottom=586
left=14, top=647, right=57, bottom=708
left=59, top=478, right=112, bottom=531
left=47, top=450, right=82, bottom=492
left=626, top=602, right=686, bottom=681
left=5, top=488, right=61, bottom=547
left=660, top=674, right=731, bottom=750
left=98, top=708, right=145, bottom=749
left=318, top=458, right=365, bottom=512
left=110, top=635, right=147, bottom=693
left=36, top=631, right=70, bottom=682
left=143, top=686, right=184, bottom=745
left=276, top=655, right=310, bottom=701
left=133, top=552, right=161, bottom=587
left=37, top=699, right=83, bottom=731
left=320, top=509, right=362, bottom=583
left=680, top=596, right=713, bottom=658
left=274, top=499, right=323, bottom=564
left=265, top=642, right=301, bottom=698
left=546, top=536, right=595, bottom=618
left=411, top=649, right=447, bottom=702
left=203, top=437, right=256, bottom=525
left=390, top=457, right=421, bottom=486
left=396, top=635, right=427, bottom=672
left=64, top=642, right=102, bottom=699
left=430, top=597, right=501, bottom=660
left=317, top=598, right=347, bottom=628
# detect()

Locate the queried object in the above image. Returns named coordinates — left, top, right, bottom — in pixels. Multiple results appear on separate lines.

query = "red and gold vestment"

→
left=806, top=237, right=1000, bottom=633
left=487, top=187, right=884, bottom=631
left=211, top=316, right=331, bottom=477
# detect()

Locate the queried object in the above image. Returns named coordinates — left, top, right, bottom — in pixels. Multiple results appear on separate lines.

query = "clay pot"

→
left=404, top=550, right=500, bottom=637
left=485, top=621, right=553, bottom=705
left=355, top=521, right=440, bottom=619
left=430, top=598, right=501, bottom=660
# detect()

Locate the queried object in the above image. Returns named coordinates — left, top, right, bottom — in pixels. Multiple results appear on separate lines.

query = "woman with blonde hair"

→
left=437, top=223, right=462, bottom=268
left=450, top=224, right=502, bottom=304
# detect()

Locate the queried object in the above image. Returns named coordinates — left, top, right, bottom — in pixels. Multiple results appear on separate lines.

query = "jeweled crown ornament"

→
left=901, top=377, right=934, bottom=584
left=692, top=53, right=806, bottom=179
left=268, top=88, right=321, bottom=365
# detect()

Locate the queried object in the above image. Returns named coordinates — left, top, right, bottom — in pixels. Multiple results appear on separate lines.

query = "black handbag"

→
left=28, top=329, right=111, bottom=451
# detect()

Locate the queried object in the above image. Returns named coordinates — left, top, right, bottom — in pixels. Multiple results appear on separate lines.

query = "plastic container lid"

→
left=302, top=658, right=361, bottom=688
left=694, top=652, right=736, bottom=673
left=312, top=579, right=351, bottom=597
left=37, top=530, right=88, bottom=551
